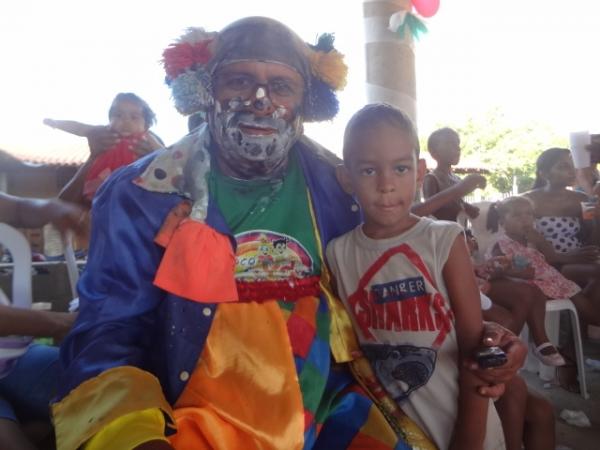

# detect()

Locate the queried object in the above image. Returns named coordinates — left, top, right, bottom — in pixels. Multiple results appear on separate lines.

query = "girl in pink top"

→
left=487, top=196, right=600, bottom=334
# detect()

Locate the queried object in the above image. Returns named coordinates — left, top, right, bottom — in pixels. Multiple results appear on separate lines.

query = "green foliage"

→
left=426, top=108, right=568, bottom=194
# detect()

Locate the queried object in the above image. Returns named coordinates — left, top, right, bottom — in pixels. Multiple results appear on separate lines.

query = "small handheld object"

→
left=474, top=346, right=507, bottom=368
left=512, top=254, right=530, bottom=270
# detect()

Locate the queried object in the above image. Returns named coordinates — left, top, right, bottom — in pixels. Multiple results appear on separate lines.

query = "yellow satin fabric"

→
left=52, top=366, right=174, bottom=450
left=84, top=408, right=168, bottom=450
left=170, top=302, right=304, bottom=450
left=306, top=188, right=360, bottom=363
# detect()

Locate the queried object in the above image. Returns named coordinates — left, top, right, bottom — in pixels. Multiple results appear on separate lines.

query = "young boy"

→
left=422, top=127, right=486, bottom=221
left=326, top=104, right=505, bottom=450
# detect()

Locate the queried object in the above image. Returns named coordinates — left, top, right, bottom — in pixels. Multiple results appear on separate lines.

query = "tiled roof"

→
left=0, top=143, right=89, bottom=167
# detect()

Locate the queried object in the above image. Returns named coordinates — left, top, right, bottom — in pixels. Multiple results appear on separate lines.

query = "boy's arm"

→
left=43, top=119, right=96, bottom=137
left=443, top=235, right=489, bottom=450
left=413, top=177, right=477, bottom=217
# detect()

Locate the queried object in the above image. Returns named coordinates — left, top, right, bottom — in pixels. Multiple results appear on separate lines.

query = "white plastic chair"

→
left=0, top=223, right=32, bottom=308
left=0, top=223, right=34, bottom=360
left=62, top=231, right=80, bottom=299
left=522, top=299, right=589, bottom=399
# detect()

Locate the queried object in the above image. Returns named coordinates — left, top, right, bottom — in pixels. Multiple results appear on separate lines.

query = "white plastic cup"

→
left=569, top=131, right=591, bottom=169
left=581, top=200, right=597, bottom=221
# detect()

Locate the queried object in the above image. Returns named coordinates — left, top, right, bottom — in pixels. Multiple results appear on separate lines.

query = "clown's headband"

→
left=162, top=17, right=348, bottom=122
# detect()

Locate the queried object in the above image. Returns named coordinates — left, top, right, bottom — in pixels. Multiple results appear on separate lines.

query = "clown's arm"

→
left=52, top=163, right=179, bottom=450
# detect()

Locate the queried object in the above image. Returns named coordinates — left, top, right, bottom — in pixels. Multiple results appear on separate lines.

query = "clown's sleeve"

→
left=52, top=163, right=181, bottom=450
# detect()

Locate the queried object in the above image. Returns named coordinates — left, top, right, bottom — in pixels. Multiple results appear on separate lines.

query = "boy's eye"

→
left=359, top=167, right=376, bottom=176
left=395, top=165, right=410, bottom=174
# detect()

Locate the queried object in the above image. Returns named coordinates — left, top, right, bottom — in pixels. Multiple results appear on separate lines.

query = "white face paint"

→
left=255, top=86, right=266, bottom=99
left=209, top=97, right=303, bottom=179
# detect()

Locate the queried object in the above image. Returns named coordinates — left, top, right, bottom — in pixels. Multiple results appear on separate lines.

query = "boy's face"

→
left=109, top=99, right=147, bottom=136
left=432, top=131, right=460, bottom=166
left=339, top=123, right=426, bottom=239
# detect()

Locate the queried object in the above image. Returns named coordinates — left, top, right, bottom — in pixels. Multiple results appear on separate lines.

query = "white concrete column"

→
left=363, top=0, right=417, bottom=123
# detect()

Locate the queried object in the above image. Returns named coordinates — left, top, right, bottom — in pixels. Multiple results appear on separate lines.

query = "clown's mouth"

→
left=238, top=122, right=278, bottom=136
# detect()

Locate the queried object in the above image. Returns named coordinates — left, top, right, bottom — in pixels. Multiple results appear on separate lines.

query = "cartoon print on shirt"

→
left=235, top=230, right=313, bottom=281
left=361, top=344, right=436, bottom=403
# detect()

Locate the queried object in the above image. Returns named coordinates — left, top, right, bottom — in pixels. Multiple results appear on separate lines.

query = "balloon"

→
left=411, top=0, right=440, bottom=18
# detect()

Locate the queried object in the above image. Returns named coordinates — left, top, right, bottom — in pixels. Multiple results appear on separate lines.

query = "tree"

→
left=429, top=108, right=568, bottom=194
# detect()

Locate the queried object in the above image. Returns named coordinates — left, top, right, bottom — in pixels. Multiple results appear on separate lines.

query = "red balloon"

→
left=411, top=0, right=440, bottom=18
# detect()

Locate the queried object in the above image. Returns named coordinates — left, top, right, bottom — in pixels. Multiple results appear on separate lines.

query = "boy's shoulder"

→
left=327, top=224, right=361, bottom=252
left=407, top=217, right=464, bottom=243
left=327, top=218, right=462, bottom=252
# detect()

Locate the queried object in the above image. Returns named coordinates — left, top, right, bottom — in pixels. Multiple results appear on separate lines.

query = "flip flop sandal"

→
left=533, top=342, right=566, bottom=366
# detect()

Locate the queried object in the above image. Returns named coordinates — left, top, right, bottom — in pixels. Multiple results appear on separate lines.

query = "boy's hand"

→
left=464, top=322, right=526, bottom=398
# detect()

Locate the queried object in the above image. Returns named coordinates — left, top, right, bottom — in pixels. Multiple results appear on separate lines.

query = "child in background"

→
left=465, top=229, right=565, bottom=366
left=326, top=104, right=505, bottom=450
left=44, top=92, right=163, bottom=204
left=422, top=127, right=486, bottom=221
left=487, top=196, right=600, bottom=328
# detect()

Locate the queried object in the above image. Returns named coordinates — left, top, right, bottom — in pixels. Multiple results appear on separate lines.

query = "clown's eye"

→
left=269, top=79, right=296, bottom=97
left=223, top=75, right=254, bottom=91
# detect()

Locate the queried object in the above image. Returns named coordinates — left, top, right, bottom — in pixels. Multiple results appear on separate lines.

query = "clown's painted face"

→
left=210, top=60, right=305, bottom=179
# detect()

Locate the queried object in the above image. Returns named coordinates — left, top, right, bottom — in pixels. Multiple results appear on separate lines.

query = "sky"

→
left=1, top=0, right=599, bottom=160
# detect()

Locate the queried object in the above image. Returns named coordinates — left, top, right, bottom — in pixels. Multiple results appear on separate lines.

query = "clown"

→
left=52, top=17, right=524, bottom=450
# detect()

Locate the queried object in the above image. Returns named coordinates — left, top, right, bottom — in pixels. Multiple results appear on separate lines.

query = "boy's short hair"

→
left=109, top=92, right=157, bottom=128
left=427, top=127, right=458, bottom=154
left=343, top=103, right=420, bottom=164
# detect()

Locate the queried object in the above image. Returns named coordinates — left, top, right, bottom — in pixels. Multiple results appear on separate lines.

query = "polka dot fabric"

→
left=535, top=216, right=582, bottom=253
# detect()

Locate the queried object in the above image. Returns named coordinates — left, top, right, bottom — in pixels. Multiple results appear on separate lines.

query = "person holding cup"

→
left=570, top=131, right=600, bottom=196
left=524, top=148, right=600, bottom=291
